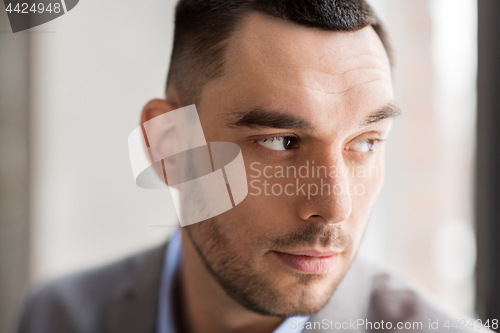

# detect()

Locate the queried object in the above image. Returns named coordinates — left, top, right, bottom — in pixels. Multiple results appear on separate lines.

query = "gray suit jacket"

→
left=16, top=242, right=491, bottom=333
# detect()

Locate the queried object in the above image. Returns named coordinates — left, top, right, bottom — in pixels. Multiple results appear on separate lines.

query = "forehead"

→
left=231, top=13, right=390, bottom=84
left=199, top=13, right=393, bottom=134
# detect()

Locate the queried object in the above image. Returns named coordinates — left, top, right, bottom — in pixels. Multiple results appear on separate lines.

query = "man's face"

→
left=183, top=13, right=395, bottom=316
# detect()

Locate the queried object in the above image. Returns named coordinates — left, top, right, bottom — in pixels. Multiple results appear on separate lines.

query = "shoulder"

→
left=365, top=260, right=492, bottom=333
left=16, top=243, right=167, bottom=333
left=305, top=257, right=493, bottom=333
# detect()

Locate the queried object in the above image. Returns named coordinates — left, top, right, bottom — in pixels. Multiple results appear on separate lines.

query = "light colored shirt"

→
left=156, top=230, right=310, bottom=333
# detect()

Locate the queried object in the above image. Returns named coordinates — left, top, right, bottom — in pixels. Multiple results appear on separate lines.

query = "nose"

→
left=296, top=156, right=352, bottom=225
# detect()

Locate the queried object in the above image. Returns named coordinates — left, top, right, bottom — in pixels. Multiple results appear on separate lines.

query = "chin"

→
left=246, top=270, right=342, bottom=317
left=263, top=280, right=341, bottom=317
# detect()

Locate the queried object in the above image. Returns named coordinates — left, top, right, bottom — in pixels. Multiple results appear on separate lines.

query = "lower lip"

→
left=272, top=251, right=338, bottom=274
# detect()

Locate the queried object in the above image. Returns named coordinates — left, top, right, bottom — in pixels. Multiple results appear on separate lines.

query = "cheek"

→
left=214, top=179, right=301, bottom=256
left=352, top=176, right=383, bottom=216
left=351, top=152, right=385, bottom=201
left=227, top=188, right=287, bottom=227
left=211, top=195, right=274, bottom=249
left=348, top=159, right=385, bottom=231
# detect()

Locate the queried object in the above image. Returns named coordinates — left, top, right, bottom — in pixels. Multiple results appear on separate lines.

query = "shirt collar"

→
left=157, top=229, right=183, bottom=333
left=156, top=229, right=309, bottom=333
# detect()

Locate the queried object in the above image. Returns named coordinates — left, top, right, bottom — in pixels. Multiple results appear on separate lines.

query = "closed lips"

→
left=272, top=250, right=339, bottom=274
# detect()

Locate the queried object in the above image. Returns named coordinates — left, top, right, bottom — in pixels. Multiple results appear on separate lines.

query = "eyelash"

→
left=253, top=135, right=300, bottom=149
left=254, top=136, right=384, bottom=152
left=346, top=138, right=385, bottom=152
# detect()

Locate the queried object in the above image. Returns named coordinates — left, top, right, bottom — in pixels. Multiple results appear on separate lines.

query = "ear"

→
left=140, top=99, right=179, bottom=147
left=140, top=99, right=181, bottom=184
left=140, top=99, right=179, bottom=128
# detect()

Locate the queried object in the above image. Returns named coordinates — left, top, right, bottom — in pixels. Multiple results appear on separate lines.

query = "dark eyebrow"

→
left=361, top=102, right=401, bottom=127
left=225, top=103, right=401, bottom=130
left=225, top=107, right=312, bottom=130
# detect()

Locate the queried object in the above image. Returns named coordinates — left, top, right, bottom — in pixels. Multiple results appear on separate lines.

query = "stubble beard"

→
left=184, top=217, right=356, bottom=317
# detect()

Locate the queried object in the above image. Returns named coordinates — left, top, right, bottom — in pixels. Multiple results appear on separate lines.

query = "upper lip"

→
left=273, top=249, right=339, bottom=257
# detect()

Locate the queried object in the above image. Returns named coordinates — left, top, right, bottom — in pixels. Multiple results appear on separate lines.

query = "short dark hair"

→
left=167, top=0, right=392, bottom=106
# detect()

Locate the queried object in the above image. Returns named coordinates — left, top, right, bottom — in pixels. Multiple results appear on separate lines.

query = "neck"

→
left=177, top=230, right=284, bottom=333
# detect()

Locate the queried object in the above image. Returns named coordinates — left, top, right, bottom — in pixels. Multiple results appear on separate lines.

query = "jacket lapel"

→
left=102, top=240, right=375, bottom=333
left=105, top=242, right=168, bottom=333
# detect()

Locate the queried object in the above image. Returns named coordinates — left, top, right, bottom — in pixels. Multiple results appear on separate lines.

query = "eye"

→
left=256, top=136, right=299, bottom=151
left=348, top=139, right=380, bottom=153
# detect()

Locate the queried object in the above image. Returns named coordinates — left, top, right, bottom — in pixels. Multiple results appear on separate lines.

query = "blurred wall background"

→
left=363, top=0, right=478, bottom=314
left=0, top=0, right=478, bottom=331
left=0, top=8, right=30, bottom=333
